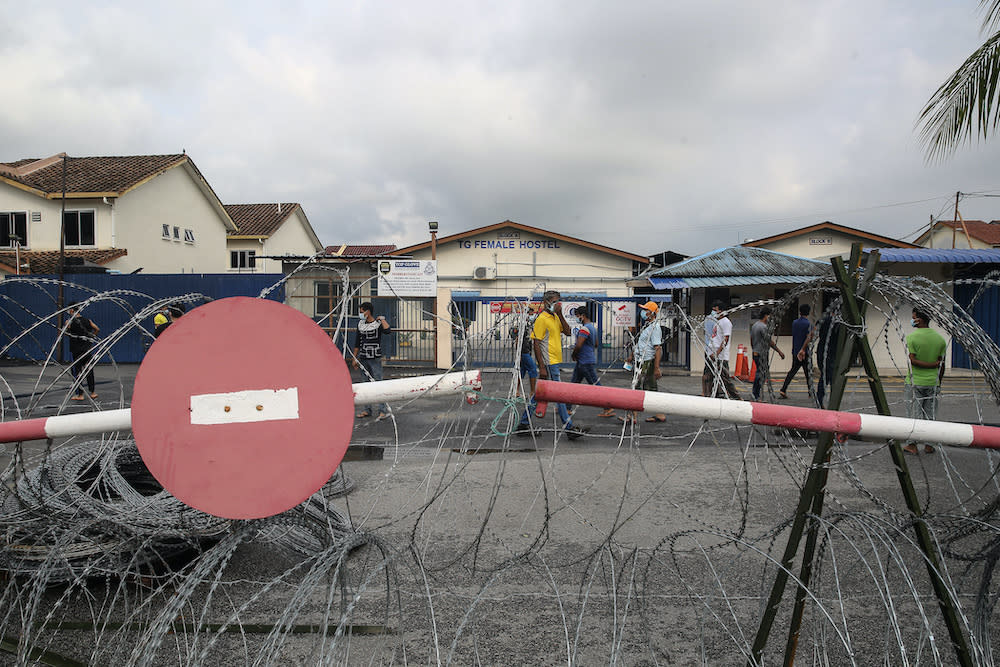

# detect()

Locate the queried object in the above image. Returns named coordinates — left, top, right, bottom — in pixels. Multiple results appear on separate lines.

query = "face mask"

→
left=641, top=310, right=650, bottom=321
left=911, top=319, right=917, bottom=327
left=547, top=302, right=556, bottom=312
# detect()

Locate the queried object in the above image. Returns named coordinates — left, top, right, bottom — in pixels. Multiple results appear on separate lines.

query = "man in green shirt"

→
left=903, top=307, right=947, bottom=455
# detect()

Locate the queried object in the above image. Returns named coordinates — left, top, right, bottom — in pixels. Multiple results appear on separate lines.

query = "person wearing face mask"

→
left=903, top=307, right=946, bottom=455
left=516, top=290, right=587, bottom=440
left=623, top=301, right=667, bottom=423
left=352, top=302, right=392, bottom=421
left=702, top=300, right=742, bottom=400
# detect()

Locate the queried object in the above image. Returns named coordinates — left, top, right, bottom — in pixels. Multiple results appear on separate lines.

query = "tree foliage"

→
left=919, top=0, right=1000, bottom=160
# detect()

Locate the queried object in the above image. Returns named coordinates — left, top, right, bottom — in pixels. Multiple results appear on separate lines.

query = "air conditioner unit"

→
left=472, top=266, right=496, bottom=280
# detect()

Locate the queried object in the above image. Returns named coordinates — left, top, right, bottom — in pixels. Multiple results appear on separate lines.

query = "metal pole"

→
left=952, top=191, right=960, bottom=249
left=829, top=257, right=974, bottom=666
left=784, top=246, right=874, bottom=664
left=58, top=154, right=67, bottom=363
left=430, top=223, right=439, bottom=369
left=0, top=370, right=482, bottom=444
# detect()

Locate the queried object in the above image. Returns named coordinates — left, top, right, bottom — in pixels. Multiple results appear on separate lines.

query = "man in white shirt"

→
left=701, top=300, right=742, bottom=400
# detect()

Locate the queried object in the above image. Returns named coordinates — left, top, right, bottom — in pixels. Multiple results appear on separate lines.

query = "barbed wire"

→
left=0, top=268, right=999, bottom=664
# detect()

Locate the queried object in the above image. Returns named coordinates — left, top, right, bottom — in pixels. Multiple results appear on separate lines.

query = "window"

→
left=0, top=212, right=28, bottom=248
left=162, top=224, right=171, bottom=239
left=313, top=279, right=360, bottom=320
left=173, top=226, right=180, bottom=240
left=63, top=210, right=95, bottom=246
left=230, top=250, right=256, bottom=270
left=183, top=229, right=195, bottom=244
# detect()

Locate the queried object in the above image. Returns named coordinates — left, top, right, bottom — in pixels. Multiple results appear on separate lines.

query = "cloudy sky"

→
left=3, top=0, right=1000, bottom=256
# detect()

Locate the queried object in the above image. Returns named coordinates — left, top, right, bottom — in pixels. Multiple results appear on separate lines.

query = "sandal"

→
left=902, top=444, right=918, bottom=455
left=355, top=411, right=371, bottom=418
left=598, top=409, right=616, bottom=418
left=71, top=395, right=85, bottom=401
left=89, top=393, right=98, bottom=399
left=645, top=415, right=667, bottom=423
left=924, top=445, right=935, bottom=454
left=375, top=412, right=390, bottom=422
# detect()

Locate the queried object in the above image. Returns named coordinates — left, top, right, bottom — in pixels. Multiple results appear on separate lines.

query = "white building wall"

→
left=0, top=185, right=111, bottom=251
left=232, top=209, right=322, bottom=274
left=751, top=231, right=889, bottom=261
left=409, top=229, right=637, bottom=298
left=109, top=165, right=231, bottom=273
left=921, top=226, right=989, bottom=249
left=406, top=228, right=641, bottom=367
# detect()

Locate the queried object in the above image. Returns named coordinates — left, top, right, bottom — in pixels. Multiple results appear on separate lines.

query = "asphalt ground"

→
left=2, top=362, right=1000, bottom=664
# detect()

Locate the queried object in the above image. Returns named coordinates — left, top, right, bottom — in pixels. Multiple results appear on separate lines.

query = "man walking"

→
left=700, top=307, right=718, bottom=396
left=750, top=306, right=785, bottom=401
left=572, top=306, right=615, bottom=418
left=517, top=290, right=586, bottom=440
left=629, top=301, right=667, bottom=423
left=903, top=307, right=947, bottom=455
left=510, top=303, right=539, bottom=403
left=702, top=300, right=741, bottom=400
left=779, top=304, right=814, bottom=399
left=352, top=301, right=391, bottom=421
left=815, top=307, right=840, bottom=408
left=66, top=302, right=100, bottom=401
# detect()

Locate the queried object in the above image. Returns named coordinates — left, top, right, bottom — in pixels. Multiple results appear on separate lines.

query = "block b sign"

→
left=378, top=260, right=438, bottom=297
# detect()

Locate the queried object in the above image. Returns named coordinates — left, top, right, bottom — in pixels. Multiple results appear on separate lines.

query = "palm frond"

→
left=981, top=0, right=1000, bottom=35
left=918, top=29, right=1000, bottom=161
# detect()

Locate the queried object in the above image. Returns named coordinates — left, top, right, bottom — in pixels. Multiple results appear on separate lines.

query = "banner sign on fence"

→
left=609, top=302, right=635, bottom=327
left=488, top=300, right=539, bottom=314
left=378, top=260, right=437, bottom=297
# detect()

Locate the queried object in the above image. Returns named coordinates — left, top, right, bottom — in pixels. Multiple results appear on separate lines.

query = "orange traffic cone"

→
left=734, top=344, right=751, bottom=382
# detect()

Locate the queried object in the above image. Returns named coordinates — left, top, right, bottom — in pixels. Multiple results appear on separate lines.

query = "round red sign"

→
left=132, top=297, right=354, bottom=519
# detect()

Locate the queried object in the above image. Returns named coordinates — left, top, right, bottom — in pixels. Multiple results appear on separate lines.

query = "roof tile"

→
left=936, top=221, right=1000, bottom=245
left=0, top=249, right=127, bottom=274
left=323, top=244, right=398, bottom=257
left=0, top=154, right=188, bottom=194
left=225, top=203, right=299, bottom=236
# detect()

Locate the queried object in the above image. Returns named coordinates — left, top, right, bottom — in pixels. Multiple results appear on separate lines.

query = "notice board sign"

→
left=377, top=260, right=437, bottom=297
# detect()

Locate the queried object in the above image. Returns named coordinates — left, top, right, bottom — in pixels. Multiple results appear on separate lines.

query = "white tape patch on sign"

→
left=189, top=388, right=300, bottom=425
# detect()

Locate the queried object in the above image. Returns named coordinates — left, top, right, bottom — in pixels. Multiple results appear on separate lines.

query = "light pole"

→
left=428, top=221, right=438, bottom=367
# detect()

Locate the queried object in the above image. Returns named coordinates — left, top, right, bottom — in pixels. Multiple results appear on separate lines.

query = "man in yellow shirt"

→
left=517, top=290, right=587, bottom=440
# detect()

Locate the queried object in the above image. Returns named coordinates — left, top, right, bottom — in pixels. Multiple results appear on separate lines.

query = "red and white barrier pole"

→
left=534, top=380, right=1000, bottom=450
left=0, top=371, right=482, bottom=444
left=352, top=370, right=481, bottom=405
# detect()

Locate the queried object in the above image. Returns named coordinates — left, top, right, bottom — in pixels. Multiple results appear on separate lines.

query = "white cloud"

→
left=1, top=0, right=998, bottom=254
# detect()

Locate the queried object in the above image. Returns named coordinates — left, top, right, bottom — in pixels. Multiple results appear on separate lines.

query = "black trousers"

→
left=70, top=347, right=96, bottom=394
left=780, top=356, right=811, bottom=394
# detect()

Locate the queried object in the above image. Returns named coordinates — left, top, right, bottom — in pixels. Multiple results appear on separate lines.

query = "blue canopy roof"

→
left=870, top=248, right=1000, bottom=263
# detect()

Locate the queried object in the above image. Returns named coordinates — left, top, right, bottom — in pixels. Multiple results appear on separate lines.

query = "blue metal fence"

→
left=0, top=274, right=284, bottom=364
left=952, top=280, right=1000, bottom=370
left=450, top=295, right=689, bottom=370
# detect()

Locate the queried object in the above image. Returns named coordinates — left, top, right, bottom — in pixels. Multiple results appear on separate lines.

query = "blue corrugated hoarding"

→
left=0, top=274, right=284, bottom=363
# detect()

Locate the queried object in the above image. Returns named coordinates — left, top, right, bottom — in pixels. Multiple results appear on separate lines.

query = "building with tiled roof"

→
left=0, top=152, right=237, bottom=274
left=915, top=220, right=1000, bottom=249
left=741, top=221, right=918, bottom=259
left=323, top=244, right=398, bottom=257
left=0, top=153, right=325, bottom=276
left=224, top=203, right=323, bottom=274
left=0, top=249, right=128, bottom=275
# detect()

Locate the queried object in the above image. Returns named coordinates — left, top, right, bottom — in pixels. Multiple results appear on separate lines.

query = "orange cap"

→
left=639, top=301, right=658, bottom=313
